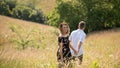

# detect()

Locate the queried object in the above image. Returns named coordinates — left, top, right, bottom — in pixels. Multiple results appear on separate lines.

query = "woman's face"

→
left=62, top=25, right=68, bottom=34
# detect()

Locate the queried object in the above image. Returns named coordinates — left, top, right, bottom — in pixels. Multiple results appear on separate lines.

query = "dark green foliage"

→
left=47, top=0, right=120, bottom=33
left=4, top=0, right=17, bottom=11
left=0, top=0, right=46, bottom=23
left=12, top=5, right=32, bottom=20
left=47, top=0, right=87, bottom=32
left=0, top=0, right=11, bottom=16
left=82, top=0, right=120, bottom=32
left=29, top=9, right=46, bottom=23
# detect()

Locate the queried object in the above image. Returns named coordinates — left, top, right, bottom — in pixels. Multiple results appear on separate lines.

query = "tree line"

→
left=0, top=0, right=120, bottom=33
left=47, top=0, right=120, bottom=33
left=0, top=0, right=46, bottom=23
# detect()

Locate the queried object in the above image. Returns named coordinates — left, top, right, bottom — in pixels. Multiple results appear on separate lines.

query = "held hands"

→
left=74, top=50, right=78, bottom=55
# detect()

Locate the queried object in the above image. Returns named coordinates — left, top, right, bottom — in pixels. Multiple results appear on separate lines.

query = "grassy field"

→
left=17, top=0, right=56, bottom=15
left=0, top=15, right=120, bottom=68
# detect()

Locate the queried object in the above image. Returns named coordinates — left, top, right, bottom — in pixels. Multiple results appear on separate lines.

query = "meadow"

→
left=0, top=15, right=120, bottom=68
left=17, top=0, right=56, bottom=15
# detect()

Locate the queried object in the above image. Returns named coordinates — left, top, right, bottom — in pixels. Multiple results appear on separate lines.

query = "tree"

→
left=47, top=0, right=87, bottom=32
left=47, top=0, right=120, bottom=33
left=0, top=0, right=10, bottom=16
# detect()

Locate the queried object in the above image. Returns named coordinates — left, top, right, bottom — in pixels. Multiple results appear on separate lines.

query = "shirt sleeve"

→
left=79, top=34, right=86, bottom=43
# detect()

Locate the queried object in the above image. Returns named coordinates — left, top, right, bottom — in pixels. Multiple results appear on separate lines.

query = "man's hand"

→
left=74, top=50, right=78, bottom=55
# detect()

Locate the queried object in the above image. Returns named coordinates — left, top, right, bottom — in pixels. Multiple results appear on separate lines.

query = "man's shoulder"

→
left=71, top=30, right=78, bottom=34
left=78, top=30, right=86, bottom=36
left=82, top=31, right=86, bottom=36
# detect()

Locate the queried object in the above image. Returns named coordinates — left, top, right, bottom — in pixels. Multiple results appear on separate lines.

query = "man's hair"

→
left=79, top=21, right=86, bottom=29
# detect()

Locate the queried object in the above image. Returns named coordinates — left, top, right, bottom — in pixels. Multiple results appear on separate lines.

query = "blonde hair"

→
left=59, top=22, right=70, bottom=35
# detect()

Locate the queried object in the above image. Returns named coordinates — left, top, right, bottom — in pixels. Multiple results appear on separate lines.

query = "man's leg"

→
left=78, top=54, right=83, bottom=65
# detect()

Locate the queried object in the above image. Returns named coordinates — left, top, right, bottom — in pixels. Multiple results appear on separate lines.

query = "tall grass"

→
left=9, top=22, right=32, bottom=49
left=0, top=16, right=120, bottom=68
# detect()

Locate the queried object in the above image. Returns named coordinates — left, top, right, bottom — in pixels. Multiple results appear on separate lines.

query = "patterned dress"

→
left=57, top=36, right=71, bottom=62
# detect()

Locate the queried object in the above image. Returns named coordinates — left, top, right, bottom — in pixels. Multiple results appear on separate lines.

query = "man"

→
left=69, top=21, right=86, bottom=64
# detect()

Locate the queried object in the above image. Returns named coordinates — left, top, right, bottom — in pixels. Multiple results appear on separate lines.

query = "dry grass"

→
left=82, top=29, right=120, bottom=68
left=17, top=0, right=56, bottom=15
left=0, top=15, right=120, bottom=68
left=0, top=15, right=58, bottom=67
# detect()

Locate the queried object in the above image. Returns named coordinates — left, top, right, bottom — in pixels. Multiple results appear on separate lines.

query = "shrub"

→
left=0, top=0, right=11, bottom=16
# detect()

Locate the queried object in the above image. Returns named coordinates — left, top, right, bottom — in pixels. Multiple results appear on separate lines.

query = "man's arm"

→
left=69, top=42, right=78, bottom=55
left=69, top=32, right=78, bottom=55
left=78, top=34, right=85, bottom=53
left=78, top=41, right=83, bottom=53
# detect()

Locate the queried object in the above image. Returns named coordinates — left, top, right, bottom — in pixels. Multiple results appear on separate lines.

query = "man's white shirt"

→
left=69, top=29, right=86, bottom=56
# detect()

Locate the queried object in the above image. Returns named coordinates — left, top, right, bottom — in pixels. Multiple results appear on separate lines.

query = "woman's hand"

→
left=59, top=42, right=63, bottom=63
left=74, top=50, right=78, bottom=55
left=60, top=58, right=64, bottom=62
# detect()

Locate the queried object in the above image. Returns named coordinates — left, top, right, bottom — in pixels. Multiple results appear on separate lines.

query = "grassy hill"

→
left=17, top=0, right=56, bottom=15
left=0, top=15, right=58, bottom=68
left=0, top=15, right=120, bottom=68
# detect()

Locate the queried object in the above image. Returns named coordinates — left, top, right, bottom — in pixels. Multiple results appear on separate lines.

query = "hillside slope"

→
left=0, top=15, right=120, bottom=68
left=0, top=15, right=58, bottom=47
left=0, top=15, right=58, bottom=67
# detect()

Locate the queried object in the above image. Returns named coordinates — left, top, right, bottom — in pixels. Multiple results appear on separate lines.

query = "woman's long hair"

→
left=59, top=22, right=70, bottom=36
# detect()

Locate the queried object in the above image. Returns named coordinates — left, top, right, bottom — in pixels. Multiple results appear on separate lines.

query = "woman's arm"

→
left=59, top=42, right=63, bottom=62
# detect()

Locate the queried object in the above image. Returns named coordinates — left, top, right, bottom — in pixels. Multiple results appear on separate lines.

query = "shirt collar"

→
left=77, top=29, right=82, bottom=31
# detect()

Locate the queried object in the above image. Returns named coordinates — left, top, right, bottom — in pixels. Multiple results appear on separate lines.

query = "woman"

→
left=57, top=22, right=77, bottom=65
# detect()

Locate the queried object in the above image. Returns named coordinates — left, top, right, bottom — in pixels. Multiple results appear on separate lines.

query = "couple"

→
left=57, top=21, right=86, bottom=66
